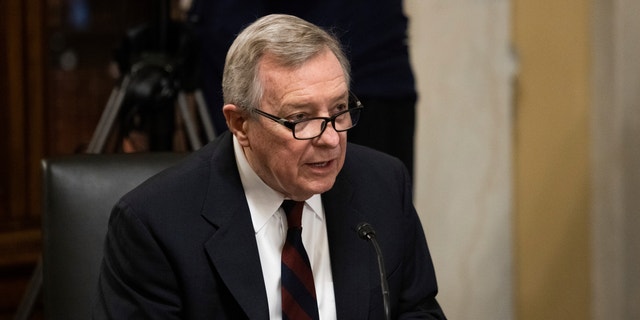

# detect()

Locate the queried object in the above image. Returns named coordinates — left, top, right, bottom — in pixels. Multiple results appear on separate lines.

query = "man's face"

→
left=240, top=49, right=348, bottom=201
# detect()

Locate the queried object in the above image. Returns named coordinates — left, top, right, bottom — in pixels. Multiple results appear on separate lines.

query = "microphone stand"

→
left=357, top=222, right=391, bottom=320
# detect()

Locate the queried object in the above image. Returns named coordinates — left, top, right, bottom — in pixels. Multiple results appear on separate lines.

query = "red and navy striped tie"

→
left=281, top=200, right=319, bottom=320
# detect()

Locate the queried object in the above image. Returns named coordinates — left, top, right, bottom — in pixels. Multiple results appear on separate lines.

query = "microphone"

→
left=356, top=222, right=391, bottom=320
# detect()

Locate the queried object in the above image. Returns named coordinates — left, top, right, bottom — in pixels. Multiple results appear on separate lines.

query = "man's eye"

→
left=288, top=113, right=309, bottom=122
left=335, top=103, right=348, bottom=113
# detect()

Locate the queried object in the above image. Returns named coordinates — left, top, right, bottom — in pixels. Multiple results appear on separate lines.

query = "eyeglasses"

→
left=252, top=94, right=364, bottom=140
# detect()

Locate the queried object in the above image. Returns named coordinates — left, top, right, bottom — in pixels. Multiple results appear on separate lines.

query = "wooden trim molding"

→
left=0, top=229, right=42, bottom=268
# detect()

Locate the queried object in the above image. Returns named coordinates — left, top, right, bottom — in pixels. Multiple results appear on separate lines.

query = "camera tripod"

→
left=86, top=74, right=216, bottom=154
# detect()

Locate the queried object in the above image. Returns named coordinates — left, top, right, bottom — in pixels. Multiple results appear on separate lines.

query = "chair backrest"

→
left=41, top=152, right=185, bottom=320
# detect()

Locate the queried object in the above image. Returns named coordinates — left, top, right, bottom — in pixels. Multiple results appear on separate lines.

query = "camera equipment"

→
left=87, top=0, right=214, bottom=153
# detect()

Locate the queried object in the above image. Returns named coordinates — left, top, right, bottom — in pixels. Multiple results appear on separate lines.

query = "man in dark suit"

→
left=93, top=14, right=445, bottom=319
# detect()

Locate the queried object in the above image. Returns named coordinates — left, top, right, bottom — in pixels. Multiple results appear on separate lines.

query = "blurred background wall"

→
left=406, top=0, right=640, bottom=319
left=407, top=1, right=514, bottom=319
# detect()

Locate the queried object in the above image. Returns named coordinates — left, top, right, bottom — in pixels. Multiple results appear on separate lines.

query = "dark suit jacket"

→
left=93, top=131, right=445, bottom=319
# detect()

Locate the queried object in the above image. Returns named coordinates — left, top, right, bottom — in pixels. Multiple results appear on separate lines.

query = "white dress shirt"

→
left=233, top=136, right=337, bottom=319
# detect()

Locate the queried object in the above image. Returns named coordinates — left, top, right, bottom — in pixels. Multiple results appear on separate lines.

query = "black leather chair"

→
left=40, top=152, right=185, bottom=320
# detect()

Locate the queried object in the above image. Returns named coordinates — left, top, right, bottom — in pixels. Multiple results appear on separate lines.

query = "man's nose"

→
left=315, top=121, right=341, bottom=146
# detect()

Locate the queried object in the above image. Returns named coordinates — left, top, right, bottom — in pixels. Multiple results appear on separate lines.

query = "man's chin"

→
left=309, top=178, right=337, bottom=194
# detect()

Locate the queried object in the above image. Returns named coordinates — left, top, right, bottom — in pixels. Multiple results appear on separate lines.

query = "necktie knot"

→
left=282, top=200, right=304, bottom=229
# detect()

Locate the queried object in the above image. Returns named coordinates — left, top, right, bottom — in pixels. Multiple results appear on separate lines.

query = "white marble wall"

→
left=591, top=0, right=640, bottom=318
left=405, top=1, right=515, bottom=319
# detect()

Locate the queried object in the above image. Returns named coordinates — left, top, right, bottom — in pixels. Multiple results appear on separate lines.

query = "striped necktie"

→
left=281, top=200, right=319, bottom=320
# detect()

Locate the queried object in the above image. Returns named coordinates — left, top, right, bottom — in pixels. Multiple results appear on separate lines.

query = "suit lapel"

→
left=199, top=133, right=270, bottom=319
left=196, top=133, right=372, bottom=318
left=323, top=172, right=371, bottom=319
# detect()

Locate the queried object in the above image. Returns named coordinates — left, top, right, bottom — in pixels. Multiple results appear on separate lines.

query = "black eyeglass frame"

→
left=251, top=94, right=364, bottom=140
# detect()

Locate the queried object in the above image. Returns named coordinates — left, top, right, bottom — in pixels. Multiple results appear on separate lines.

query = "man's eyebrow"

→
left=280, top=93, right=349, bottom=110
left=280, top=101, right=311, bottom=111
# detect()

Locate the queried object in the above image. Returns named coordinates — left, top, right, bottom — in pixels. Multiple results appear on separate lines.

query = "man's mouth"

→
left=309, top=161, right=330, bottom=167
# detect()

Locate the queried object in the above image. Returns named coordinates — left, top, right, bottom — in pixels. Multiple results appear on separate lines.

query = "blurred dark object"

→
left=88, top=0, right=214, bottom=153
left=111, top=19, right=200, bottom=151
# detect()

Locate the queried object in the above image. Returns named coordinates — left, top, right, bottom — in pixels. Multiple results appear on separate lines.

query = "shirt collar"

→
left=232, top=135, right=324, bottom=233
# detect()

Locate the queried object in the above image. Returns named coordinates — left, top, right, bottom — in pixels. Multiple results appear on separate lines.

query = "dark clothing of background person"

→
left=188, top=0, right=417, bottom=175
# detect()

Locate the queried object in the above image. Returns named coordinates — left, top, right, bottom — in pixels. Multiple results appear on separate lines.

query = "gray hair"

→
left=222, top=14, right=351, bottom=111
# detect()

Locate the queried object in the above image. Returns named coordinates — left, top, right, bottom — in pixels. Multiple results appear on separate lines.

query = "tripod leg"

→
left=13, top=256, right=43, bottom=320
left=86, top=86, right=118, bottom=153
left=177, top=92, right=202, bottom=150
left=193, top=90, right=216, bottom=141
left=86, top=76, right=131, bottom=154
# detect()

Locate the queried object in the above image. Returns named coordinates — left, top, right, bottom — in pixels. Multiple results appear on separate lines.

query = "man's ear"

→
left=223, top=104, right=250, bottom=146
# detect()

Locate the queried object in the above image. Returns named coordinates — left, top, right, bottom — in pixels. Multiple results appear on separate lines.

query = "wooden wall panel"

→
left=1, top=0, right=45, bottom=317
left=0, top=0, right=45, bottom=226
left=1, top=0, right=157, bottom=317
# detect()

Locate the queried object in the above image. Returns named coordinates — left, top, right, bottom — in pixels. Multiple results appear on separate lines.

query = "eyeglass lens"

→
left=294, top=108, right=360, bottom=139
